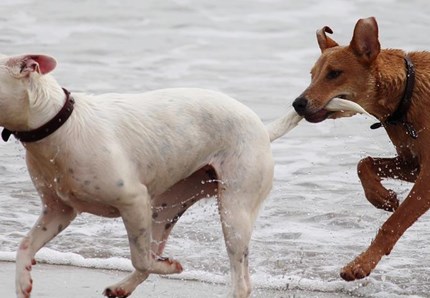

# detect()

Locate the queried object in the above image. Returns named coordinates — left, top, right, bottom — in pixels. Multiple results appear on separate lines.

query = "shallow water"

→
left=1, top=0, right=430, bottom=297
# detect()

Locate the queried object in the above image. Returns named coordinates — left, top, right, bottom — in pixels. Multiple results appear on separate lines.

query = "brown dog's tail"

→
left=266, top=109, right=303, bottom=142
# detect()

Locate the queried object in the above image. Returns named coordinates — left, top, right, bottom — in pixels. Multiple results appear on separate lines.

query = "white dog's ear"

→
left=7, top=54, right=57, bottom=77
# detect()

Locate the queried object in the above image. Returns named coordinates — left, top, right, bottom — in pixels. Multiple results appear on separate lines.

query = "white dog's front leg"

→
left=16, top=200, right=76, bottom=298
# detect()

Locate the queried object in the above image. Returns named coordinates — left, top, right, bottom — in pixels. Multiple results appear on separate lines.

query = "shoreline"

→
left=1, top=261, right=354, bottom=297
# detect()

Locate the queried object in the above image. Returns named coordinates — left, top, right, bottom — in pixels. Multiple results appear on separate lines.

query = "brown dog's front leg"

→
left=341, top=169, right=430, bottom=281
left=357, top=156, right=418, bottom=211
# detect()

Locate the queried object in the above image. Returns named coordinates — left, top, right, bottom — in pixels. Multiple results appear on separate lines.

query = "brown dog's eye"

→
left=326, top=70, right=343, bottom=80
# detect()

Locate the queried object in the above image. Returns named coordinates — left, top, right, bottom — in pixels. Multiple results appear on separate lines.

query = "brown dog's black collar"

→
left=370, top=55, right=418, bottom=139
left=2, top=88, right=75, bottom=143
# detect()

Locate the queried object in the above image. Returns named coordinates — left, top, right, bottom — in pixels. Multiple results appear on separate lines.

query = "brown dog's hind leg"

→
left=357, top=156, right=419, bottom=211
left=341, top=168, right=430, bottom=281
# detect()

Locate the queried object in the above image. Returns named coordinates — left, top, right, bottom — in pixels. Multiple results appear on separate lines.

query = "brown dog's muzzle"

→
left=292, top=96, right=332, bottom=123
left=292, top=97, right=308, bottom=115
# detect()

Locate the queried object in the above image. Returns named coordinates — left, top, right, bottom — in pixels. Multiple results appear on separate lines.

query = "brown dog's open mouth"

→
left=304, top=109, right=334, bottom=123
left=304, top=97, right=371, bottom=123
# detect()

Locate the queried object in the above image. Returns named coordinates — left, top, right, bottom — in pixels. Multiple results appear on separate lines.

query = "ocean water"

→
left=1, top=0, right=430, bottom=297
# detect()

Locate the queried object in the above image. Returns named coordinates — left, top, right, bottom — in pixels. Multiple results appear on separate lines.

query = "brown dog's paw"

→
left=382, top=189, right=399, bottom=211
left=340, top=263, right=371, bottom=281
left=364, top=187, right=399, bottom=212
left=340, top=253, right=378, bottom=282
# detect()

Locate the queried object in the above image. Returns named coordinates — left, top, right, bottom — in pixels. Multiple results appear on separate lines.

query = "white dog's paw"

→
left=16, top=259, right=36, bottom=298
left=155, top=257, right=183, bottom=274
left=16, top=270, right=33, bottom=298
left=104, top=269, right=149, bottom=298
left=103, top=287, right=131, bottom=298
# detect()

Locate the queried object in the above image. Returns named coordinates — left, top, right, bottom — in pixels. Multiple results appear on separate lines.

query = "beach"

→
left=0, top=261, right=353, bottom=298
left=2, top=0, right=430, bottom=297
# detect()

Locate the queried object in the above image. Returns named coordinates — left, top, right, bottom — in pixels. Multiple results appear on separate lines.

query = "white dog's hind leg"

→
left=219, top=202, right=254, bottom=298
left=216, top=146, right=274, bottom=298
left=218, top=185, right=272, bottom=297
left=104, top=185, right=181, bottom=298
left=119, top=184, right=183, bottom=275
left=104, top=166, right=218, bottom=298
left=16, top=197, right=76, bottom=298
left=219, top=191, right=267, bottom=298
left=150, top=165, right=219, bottom=256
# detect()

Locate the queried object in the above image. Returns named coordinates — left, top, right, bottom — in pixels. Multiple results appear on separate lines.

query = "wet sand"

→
left=0, top=261, right=353, bottom=297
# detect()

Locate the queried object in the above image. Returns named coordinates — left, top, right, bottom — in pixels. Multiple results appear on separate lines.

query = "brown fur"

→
left=293, top=17, right=430, bottom=281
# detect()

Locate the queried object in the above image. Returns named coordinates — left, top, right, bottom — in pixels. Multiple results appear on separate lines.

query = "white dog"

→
left=0, top=53, right=297, bottom=298
left=1, top=54, right=365, bottom=298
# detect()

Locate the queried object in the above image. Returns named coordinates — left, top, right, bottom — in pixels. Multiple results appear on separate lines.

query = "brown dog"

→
left=293, top=17, right=430, bottom=281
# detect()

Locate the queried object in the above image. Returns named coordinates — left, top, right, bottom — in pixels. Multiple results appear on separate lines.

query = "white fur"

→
left=267, top=108, right=303, bottom=141
left=265, top=98, right=370, bottom=142
left=0, top=54, right=301, bottom=298
left=325, top=97, right=371, bottom=116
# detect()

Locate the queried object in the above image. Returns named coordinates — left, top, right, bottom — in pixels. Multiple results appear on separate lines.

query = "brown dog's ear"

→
left=349, top=17, right=380, bottom=63
left=316, top=26, right=339, bottom=52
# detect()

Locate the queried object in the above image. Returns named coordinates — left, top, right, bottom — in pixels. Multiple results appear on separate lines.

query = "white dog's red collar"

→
left=2, top=88, right=75, bottom=142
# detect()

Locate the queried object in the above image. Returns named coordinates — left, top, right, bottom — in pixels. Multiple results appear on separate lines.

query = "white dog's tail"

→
left=267, top=98, right=372, bottom=142
left=266, top=109, right=303, bottom=142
